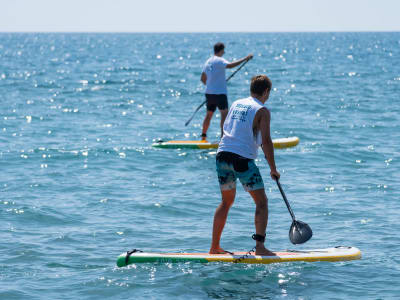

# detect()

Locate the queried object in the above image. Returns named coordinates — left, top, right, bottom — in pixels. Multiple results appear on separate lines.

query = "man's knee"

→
left=205, top=111, right=214, bottom=119
left=221, top=189, right=235, bottom=206
left=220, top=109, right=228, bottom=118
left=251, top=189, right=268, bottom=208
left=256, top=199, right=267, bottom=210
left=221, top=199, right=234, bottom=209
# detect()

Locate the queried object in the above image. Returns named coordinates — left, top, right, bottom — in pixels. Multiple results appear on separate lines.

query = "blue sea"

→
left=0, top=32, right=399, bottom=299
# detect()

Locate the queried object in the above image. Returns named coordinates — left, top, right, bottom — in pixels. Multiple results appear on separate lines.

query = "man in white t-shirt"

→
left=200, top=42, right=253, bottom=140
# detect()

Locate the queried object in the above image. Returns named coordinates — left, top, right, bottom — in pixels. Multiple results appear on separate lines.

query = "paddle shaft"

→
left=226, top=57, right=250, bottom=81
left=185, top=100, right=206, bottom=126
left=275, top=179, right=297, bottom=221
left=275, top=178, right=313, bottom=244
left=185, top=58, right=251, bottom=126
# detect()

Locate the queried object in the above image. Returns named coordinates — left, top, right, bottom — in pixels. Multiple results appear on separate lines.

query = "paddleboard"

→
left=117, top=246, right=361, bottom=267
left=152, top=136, right=300, bottom=150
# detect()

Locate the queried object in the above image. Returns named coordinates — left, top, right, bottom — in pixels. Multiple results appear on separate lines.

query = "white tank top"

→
left=218, top=96, right=264, bottom=159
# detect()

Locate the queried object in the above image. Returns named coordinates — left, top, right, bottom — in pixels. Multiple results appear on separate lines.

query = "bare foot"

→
left=209, top=247, right=230, bottom=254
left=255, top=245, right=276, bottom=256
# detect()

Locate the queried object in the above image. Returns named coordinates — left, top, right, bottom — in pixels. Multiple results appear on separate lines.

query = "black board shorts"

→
left=205, top=94, right=228, bottom=112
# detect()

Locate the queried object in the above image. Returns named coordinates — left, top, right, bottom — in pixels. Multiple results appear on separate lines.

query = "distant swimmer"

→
left=210, top=75, right=280, bottom=256
left=200, top=42, right=253, bottom=140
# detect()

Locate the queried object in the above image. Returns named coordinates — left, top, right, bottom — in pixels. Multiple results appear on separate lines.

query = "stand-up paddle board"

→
left=117, top=246, right=361, bottom=267
left=152, top=136, right=300, bottom=150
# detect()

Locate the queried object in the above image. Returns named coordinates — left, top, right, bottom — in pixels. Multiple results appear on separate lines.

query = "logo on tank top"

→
left=231, top=104, right=251, bottom=122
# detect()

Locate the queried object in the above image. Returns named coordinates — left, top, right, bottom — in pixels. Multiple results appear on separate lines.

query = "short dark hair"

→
left=250, top=75, right=272, bottom=96
left=214, top=42, right=225, bottom=54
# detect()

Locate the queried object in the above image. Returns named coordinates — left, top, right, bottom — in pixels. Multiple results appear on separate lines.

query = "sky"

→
left=1, top=0, right=399, bottom=32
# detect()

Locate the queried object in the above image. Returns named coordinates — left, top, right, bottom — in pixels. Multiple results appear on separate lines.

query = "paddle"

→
left=184, top=57, right=251, bottom=127
left=275, top=178, right=313, bottom=244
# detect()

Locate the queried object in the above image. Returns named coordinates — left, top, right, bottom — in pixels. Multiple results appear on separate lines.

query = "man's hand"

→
left=247, top=54, right=254, bottom=60
left=270, top=169, right=280, bottom=180
left=201, top=72, right=207, bottom=85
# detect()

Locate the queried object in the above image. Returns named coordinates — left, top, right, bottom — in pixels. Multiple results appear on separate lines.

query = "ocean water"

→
left=0, top=32, right=399, bottom=299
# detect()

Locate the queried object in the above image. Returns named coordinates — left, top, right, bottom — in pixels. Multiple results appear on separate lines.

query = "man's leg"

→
left=209, top=188, right=235, bottom=254
left=202, top=110, right=214, bottom=140
left=248, top=189, right=275, bottom=256
left=219, top=108, right=228, bottom=138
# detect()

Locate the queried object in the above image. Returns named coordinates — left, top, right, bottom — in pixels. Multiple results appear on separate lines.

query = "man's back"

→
left=203, top=56, right=228, bottom=95
left=218, top=97, right=264, bottom=159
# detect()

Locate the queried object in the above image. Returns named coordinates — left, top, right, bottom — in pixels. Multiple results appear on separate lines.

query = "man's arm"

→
left=201, top=72, right=207, bottom=85
left=226, top=54, right=253, bottom=69
left=257, top=108, right=280, bottom=180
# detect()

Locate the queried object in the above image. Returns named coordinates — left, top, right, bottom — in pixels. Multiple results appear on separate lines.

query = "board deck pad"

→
left=117, top=246, right=361, bottom=267
left=152, top=136, right=300, bottom=149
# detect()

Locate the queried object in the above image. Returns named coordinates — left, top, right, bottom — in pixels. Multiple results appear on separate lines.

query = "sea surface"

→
left=0, top=32, right=399, bottom=299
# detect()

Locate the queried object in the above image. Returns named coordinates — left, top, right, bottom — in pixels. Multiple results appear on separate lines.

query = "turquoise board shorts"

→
left=216, top=151, right=264, bottom=192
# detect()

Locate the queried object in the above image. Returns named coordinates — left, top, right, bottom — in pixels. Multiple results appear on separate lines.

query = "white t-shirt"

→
left=202, top=56, right=229, bottom=95
left=217, top=97, right=265, bottom=159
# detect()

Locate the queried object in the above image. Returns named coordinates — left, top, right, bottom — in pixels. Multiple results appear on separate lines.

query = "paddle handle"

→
left=275, top=178, right=297, bottom=222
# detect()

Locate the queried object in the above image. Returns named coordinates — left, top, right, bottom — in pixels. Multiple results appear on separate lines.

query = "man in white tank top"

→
left=210, top=75, right=280, bottom=256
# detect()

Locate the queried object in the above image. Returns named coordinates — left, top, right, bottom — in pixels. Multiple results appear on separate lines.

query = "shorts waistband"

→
left=216, top=151, right=251, bottom=163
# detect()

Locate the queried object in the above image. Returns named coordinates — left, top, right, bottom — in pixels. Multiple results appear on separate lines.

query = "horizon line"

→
left=1, top=30, right=399, bottom=34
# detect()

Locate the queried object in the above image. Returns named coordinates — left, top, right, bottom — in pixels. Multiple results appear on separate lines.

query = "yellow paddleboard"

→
left=152, top=136, right=299, bottom=149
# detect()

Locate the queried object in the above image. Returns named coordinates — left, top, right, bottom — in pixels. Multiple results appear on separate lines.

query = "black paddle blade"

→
left=289, top=220, right=313, bottom=244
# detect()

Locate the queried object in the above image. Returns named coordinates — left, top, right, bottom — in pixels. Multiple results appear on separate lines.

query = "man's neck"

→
left=251, top=93, right=266, bottom=104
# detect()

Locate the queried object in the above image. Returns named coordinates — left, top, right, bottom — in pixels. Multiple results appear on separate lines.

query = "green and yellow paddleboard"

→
left=152, top=136, right=300, bottom=149
left=117, top=246, right=361, bottom=267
